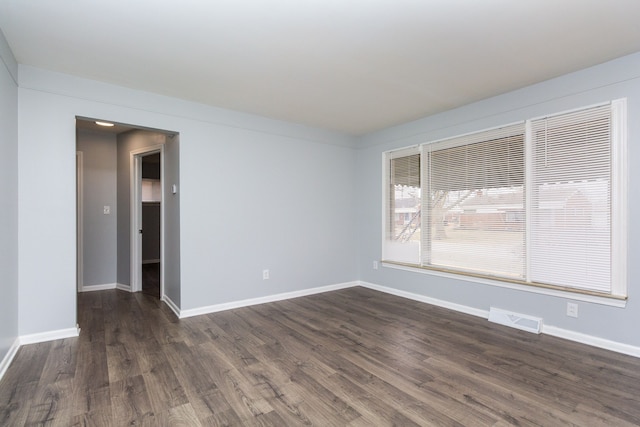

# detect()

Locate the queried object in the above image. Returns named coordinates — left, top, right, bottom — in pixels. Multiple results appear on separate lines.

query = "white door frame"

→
left=76, top=151, right=84, bottom=293
left=130, top=144, right=165, bottom=296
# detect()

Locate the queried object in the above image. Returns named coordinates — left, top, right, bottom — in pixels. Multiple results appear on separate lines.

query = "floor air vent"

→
left=488, top=307, right=542, bottom=334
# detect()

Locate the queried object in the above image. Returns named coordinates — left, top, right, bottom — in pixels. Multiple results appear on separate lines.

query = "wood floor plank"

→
left=72, top=339, right=109, bottom=394
left=69, top=410, right=113, bottom=427
left=242, top=337, right=362, bottom=423
left=140, top=351, right=189, bottom=413
left=163, top=341, right=219, bottom=397
left=241, top=355, right=359, bottom=426
left=2, top=287, right=640, bottom=425
left=2, top=342, right=51, bottom=386
left=321, top=371, right=432, bottom=427
left=166, top=402, right=203, bottom=426
left=191, top=388, right=244, bottom=426
left=68, top=385, right=113, bottom=426
left=0, top=380, right=38, bottom=426
left=220, top=327, right=365, bottom=425
left=109, top=374, right=155, bottom=425
left=195, top=341, right=275, bottom=421
left=24, top=378, right=74, bottom=426
left=37, top=338, right=79, bottom=387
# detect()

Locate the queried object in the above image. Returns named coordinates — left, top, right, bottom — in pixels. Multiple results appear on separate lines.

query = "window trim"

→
left=611, top=99, right=628, bottom=298
left=381, top=99, right=628, bottom=301
left=381, top=260, right=627, bottom=308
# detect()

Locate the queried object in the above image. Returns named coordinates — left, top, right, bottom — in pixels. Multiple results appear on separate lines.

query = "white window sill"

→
left=381, top=262, right=627, bottom=308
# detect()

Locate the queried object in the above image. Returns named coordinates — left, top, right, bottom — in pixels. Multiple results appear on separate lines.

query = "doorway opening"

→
left=140, top=152, right=161, bottom=298
left=75, top=118, right=180, bottom=311
left=130, top=145, right=164, bottom=298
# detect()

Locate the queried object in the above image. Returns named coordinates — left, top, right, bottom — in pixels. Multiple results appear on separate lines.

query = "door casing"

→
left=130, top=144, right=165, bottom=297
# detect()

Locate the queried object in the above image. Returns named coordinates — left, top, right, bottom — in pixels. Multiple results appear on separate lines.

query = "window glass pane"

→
left=530, top=105, right=611, bottom=292
left=422, top=131, right=525, bottom=279
left=385, top=153, right=421, bottom=264
left=428, top=187, right=525, bottom=278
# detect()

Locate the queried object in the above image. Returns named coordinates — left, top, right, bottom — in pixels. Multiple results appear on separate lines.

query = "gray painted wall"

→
left=357, top=52, right=640, bottom=347
left=77, top=129, right=118, bottom=287
left=18, top=90, right=77, bottom=335
left=0, top=29, right=19, bottom=360
left=164, top=134, right=181, bottom=306
left=16, top=64, right=356, bottom=335
left=178, top=126, right=357, bottom=311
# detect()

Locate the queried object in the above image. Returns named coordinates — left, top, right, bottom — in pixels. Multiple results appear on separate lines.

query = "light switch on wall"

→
left=103, top=205, right=111, bottom=215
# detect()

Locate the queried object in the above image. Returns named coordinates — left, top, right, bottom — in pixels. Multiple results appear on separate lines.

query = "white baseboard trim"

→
left=1, top=327, right=81, bottom=381
left=80, top=283, right=117, bottom=292
left=180, top=281, right=358, bottom=319
left=358, top=281, right=490, bottom=319
left=0, top=338, right=20, bottom=381
left=162, top=295, right=181, bottom=318
left=358, top=281, right=640, bottom=359
left=39, top=278, right=640, bottom=360
left=543, top=325, right=640, bottom=358
left=116, top=283, right=131, bottom=292
left=19, top=326, right=80, bottom=346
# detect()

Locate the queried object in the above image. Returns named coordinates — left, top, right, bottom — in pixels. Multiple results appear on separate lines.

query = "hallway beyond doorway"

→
left=142, top=262, right=160, bottom=298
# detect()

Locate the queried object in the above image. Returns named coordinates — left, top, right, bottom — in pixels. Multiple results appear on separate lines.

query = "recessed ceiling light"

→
left=95, top=121, right=115, bottom=127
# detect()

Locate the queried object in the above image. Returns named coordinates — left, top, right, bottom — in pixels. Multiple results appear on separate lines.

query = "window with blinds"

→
left=383, top=99, right=627, bottom=297
left=422, top=124, right=526, bottom=279
left=529, top=105, right=612, bottom=293
left=385, top=147, right=421, bottom=264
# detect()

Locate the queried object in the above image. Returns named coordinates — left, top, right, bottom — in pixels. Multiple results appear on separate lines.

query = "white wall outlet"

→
left=567, top=302, right=578, bottom=318
left=373, top=261, right=379, bottom=270
left=103, top=205, right=111, bottom=215
left=262, top=269, right=269, bottom=280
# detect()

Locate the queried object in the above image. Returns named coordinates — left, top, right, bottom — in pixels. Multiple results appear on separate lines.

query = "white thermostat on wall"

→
left=172, top=184, right=178, bottom=194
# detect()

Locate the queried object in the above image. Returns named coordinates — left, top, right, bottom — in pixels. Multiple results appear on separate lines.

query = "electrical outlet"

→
left=566, top=302, right=578, bottom=318
left=373, top=261, right=379, bottom=270
left=262, top=269, right=269, bottom=280
left=103, top=205, right=111, bottom=215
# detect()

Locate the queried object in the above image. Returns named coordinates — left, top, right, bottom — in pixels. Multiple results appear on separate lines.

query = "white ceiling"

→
left=2, top=1, right=640, bottom=135
left=76, top=118, right=136, bottom=135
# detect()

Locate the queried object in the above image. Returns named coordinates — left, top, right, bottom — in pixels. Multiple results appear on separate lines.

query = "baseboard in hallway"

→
left=80, top=283, right=117, bottom=292
left=0, top=338, right=20, bottom=381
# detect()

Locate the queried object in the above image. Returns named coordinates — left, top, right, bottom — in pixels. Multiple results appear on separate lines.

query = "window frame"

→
left=381, top=99, right=627, bottom=305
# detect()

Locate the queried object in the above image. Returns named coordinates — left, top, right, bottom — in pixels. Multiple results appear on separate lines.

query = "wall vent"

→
left=488, top=307, right=543, bottom=334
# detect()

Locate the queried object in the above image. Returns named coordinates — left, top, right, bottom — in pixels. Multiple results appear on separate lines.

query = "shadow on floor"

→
left=142, top=262, right=160, bottom=298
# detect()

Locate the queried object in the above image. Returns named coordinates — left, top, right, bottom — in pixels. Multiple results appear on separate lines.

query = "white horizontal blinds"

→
left=421, top=123, right=526, bottom=279
left=390, top=151, right=420, bottom=188
left=529, top=104, right=612, bottom=292
left=385, top=148, right=421, bottom=264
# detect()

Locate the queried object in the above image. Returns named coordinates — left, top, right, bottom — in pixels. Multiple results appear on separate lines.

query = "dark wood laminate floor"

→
left=142, top=262, right=160, bottom=299
left=2, top=287, right=640, bottom=426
